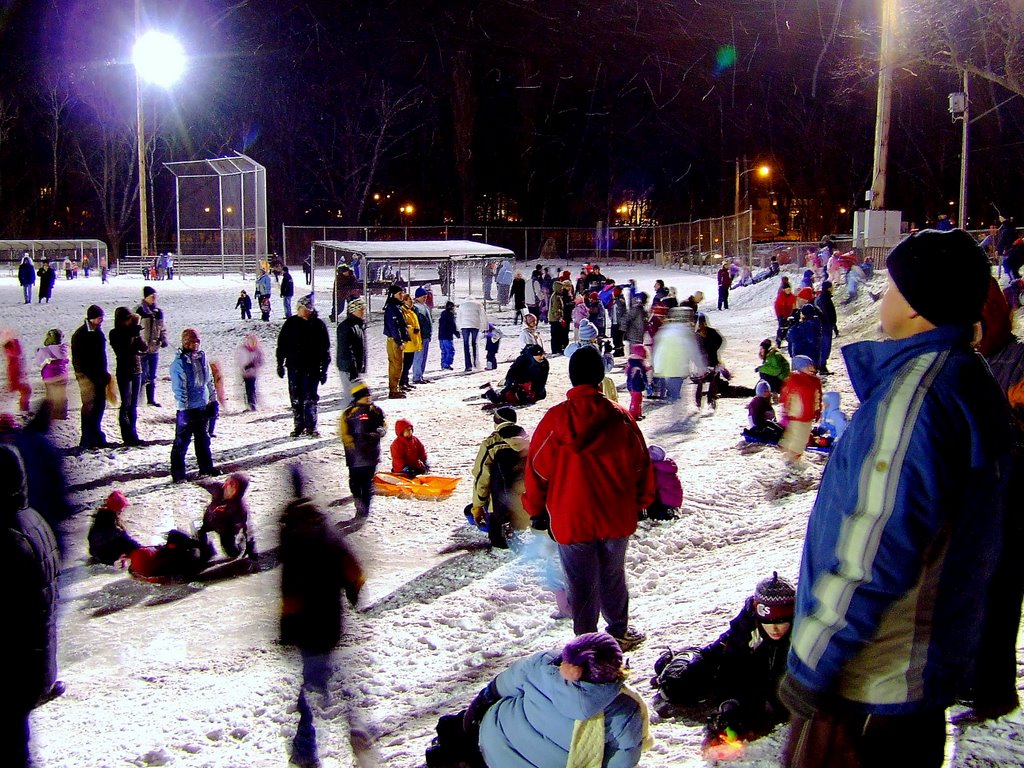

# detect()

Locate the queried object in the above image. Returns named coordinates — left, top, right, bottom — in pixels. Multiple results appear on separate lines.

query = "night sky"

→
left=0, top=0, right=1021, bottom=256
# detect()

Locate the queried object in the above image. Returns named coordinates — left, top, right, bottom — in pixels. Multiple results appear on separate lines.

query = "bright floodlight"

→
left=133, top=31, right=186, bottom=88
left=757, top=165, right=771, bottom=178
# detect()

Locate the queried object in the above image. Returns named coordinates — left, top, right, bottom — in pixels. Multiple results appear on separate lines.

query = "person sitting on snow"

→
left=128, top=529, right=213, bottom=582
left=651, top=572, right=795, bottom=744
left=390, top=418, right=430, bottom=477
left=87, top=490, right=141, bottom=565
left=482, top=344, right=549, bottom=407
left=196, top=472, right=256, bottom=561
left=755, top=338, right=789, bottom=394
left=645, top=445, right=682, bottom=520
left=812, top=391, right=849, bottom=448
left=743, top=380, right=784, bottom=444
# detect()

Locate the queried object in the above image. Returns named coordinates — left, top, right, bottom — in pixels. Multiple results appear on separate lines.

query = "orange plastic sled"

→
left=373, top=473, right=461, bottom=501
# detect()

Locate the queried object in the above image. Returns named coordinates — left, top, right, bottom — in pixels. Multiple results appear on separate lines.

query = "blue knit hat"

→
left=578, top=320, right=598, bottom=341
left=755, top=379, right=771, bottom=397
left=792, top=355, right=816, bottom=372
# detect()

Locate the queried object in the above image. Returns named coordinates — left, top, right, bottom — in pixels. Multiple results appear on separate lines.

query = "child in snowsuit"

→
left=651, top=572, right=795, bottom=744
left=779, top=355, right=823, bottom=462
left=484, top=323, right=503, bottom=370
left=196, top=472, right=256, bottom=561
left=390, top=418, right=429, bottom=477
left=812, top=391, right=849, bottom=448
left=626, top=344, right=648, bottom=421
left=36, top=328, right=69, bottom=419
left=4, top=337, right=32, bottom=412
left=744, top=379, right=784, bottom=443
left=339, top=381, right=386, bottom=517
left=646, top=445, right=683, bottom=520
left=87, top=490, right=142, bottom=565
left=571, top=296, right=588, bottom=342
left=236, top=333, right=264, bottom=411
left=236, top=290, right=253, bottom=320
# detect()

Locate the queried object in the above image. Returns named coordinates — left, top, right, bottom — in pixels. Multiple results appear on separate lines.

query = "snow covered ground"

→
left=7, top=261, right=1021, bottom=767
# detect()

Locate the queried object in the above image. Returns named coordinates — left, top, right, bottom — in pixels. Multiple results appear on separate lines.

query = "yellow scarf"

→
left=565, top=684, right=654, bottom=768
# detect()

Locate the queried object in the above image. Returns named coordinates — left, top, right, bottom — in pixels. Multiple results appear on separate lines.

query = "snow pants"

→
left=557, top=536, right=629, bottom=638
left=286, top=369, right=321, bottom=433
left=170, top=407, right=214, bottom=481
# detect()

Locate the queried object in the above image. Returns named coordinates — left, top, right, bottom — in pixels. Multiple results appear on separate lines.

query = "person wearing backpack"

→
left=467, top=407, right=529, bottom=549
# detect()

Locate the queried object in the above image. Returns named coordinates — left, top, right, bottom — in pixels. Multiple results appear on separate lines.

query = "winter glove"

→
left=463, top=681, right=501, bottom=732
left=161, top=338, right=168, bottom=348
left=530, top=511, right=550, bottom=531
left=277, top=364, right=285, bottom=378
left=470, top=506, right=487, bottom=526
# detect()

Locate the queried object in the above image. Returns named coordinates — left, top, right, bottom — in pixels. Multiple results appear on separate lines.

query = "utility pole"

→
left=958, top=71, right=969, bottom=228
left=869, top=0, right=897, bottom=210
left=135, top=0, right=149, bottom=261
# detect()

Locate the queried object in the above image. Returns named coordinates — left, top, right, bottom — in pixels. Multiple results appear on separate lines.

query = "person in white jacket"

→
left=456, top=298, right=489, bottom=371
left=517, top=313, right=545, bottom=354
left=652, top=307, right=700, bottom=415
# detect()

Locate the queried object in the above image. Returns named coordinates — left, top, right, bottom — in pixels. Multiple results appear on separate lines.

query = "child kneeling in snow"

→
left=651, top=572, right=795, bottom=743
left=390, top=418, right=429, bottom=477
left=196, top=472, right=256, bottom=561
left=743, top=380, right=784, bottom=443
left=646, top=445, right=682, bottom=519
left=88, top=490, right=141, bottom=565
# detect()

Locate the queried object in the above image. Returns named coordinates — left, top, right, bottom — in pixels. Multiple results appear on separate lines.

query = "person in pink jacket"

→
left=35, top=329, right=69, bottom=419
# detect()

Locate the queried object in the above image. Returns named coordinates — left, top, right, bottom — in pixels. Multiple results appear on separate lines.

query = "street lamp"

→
left=734, top=157, right=770, bottom=214
left=132, top=23, right=186, bottom=262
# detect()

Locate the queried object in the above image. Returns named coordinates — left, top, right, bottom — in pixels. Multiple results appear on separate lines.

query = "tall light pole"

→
left=734, top=157, right=770, bottom=213
left=869, top=0, right=898, bottom=209
left=132, top=13, right=185, bottom=260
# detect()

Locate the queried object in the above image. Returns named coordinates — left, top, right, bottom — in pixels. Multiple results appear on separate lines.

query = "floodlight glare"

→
left=133, top=30, right=186, bottom=88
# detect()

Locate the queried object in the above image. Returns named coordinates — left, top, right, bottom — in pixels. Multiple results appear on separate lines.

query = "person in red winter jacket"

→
left=779, top=355, right=822, bottom=462
left=523, top=345, right=655, bottom=651
left=390, top=418, right=429, bottom=477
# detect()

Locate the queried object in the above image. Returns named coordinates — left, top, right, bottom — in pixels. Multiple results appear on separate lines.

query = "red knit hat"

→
left=106, top=490, right=130, bottom=513
left=754, top=572, right=795, bottom=624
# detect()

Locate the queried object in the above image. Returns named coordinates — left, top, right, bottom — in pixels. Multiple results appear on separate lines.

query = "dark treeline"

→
left=0, top=0, right=1022, bottom=260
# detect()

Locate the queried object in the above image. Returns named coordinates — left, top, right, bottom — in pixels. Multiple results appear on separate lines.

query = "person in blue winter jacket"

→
left=815, top=391, right=848, bottom=443
left=779, top=229, right=1013, bottom=768
left=786, top=305, right=822, bottom=365
left=464, top=631, right=651, bottom=768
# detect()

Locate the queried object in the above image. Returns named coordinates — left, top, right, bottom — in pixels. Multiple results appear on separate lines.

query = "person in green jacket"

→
left=755, top=338, right=790, bottom=393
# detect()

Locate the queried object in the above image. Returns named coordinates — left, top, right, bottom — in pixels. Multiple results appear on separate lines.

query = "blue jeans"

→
left=283, top=295, right=293, bottom=318
left=440, top=339, right=455, bottom=369
left=558, top=536, right=630, bottom=637
left=171, top=407, right=214, bottom=481
left=22, top=284, right=31, bottom=303
left=462, top=328, right=479, bottom=370
left=413, top=341, right=430, bottom=381
left=141, top=353, right=159, bottom=404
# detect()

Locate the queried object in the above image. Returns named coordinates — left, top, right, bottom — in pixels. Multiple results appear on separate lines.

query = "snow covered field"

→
left=8, top=261, right=1022, bottom=767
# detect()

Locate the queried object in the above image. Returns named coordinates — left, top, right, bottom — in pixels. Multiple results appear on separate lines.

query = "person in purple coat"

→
left=646, top=445, right=682, bottom=520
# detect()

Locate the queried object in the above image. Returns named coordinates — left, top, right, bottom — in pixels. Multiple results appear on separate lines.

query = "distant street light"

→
left=133, top=12, right=186, bottom=261
left=735, top=157, right=771, bottom=214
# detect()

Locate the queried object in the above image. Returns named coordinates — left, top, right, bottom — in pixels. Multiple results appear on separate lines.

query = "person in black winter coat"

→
left=437, top=301, right=460, bottom=370
left=280, top=266, right=295, bottom=318
left=36, top=262, right=56, bottom=303
left=1, top=445, right=63, bottom=767
left=652, top=573, right=794, bottom=744
left=276, top=295, right=331, bottom=437
left=482, top=345, right=549, bottom=406
left=280, top=466, right=369, bottom=767
left=236, top=290, right=253, bottom=320
left=813, top=280, right=839, bottom=374
left=108, top=307, right=148, bottom=446
left=339, top=382, right=386, bottom=517
left=510, top=272, right=527, bottom=324
left=196, top=473, right=256, bottom=560
left=71, top=305, right=111, bottom=449
left=335, top=297, right=367, bottom=404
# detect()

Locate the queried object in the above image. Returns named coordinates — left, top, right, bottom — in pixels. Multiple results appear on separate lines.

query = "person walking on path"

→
left=717, top=263, right=733, bottom=310
left=18, top=256, right=35, bottom=305
left=169, top=328, right=219, bottom=483
left=1, top=444, right=63, bottom=768
left=523, top=345, right=655, bottom=651
left=412, top=287, right=433, bottom=384
left=36, top=262, right=56, bottom=304
left=382, top=285, right=410, bottom=399
left=280, top=266, right=295, bottom=318
left=277, top=295, right=331, bottom=437
left=71, top=305, right=111, bottom=449
left=335, top=297, right=366, bottom=405
left=779, top=229, right=1013, bottom=768
left=108, top=307, right=147, bottom=446
left=136, top=286, right=168, bottom=407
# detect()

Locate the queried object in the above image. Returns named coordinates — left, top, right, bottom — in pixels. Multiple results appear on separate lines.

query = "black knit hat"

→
left=86, top=304, right=104, bottom=320
left=493, top=406, right=517, bottom=424
left=754, top=572, right=795, bottom=624
left=569, top=345, right=604, bottom=387
left=885, top=228, right=990, bottom=327
left=143, top=285, right=156, bottom=298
